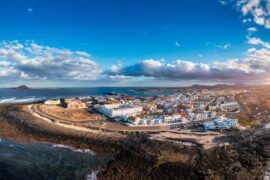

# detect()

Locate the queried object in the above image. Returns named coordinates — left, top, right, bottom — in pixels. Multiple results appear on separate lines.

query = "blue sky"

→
left=0, top=0, right=270, bottom=87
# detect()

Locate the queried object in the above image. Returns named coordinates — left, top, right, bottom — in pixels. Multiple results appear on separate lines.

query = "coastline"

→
left=0, top=103, right=269, bottom=179
left=0, top=104, right=125, bottom=154
left=0, top=138, right=109, bottom=179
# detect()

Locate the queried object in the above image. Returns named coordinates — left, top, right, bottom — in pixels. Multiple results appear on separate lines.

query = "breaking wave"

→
left=85, top=171, right=98, bottom=180
left=0, top=97, right=44, bottom=104
left=51, top=144, right=96, bottom=155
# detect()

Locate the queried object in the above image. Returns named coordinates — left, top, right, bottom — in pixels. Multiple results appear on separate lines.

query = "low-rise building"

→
left=209, top=104, right=219, bottom=111
left=220, top=102, right=238, bottom=111
left=97, top=103, right=143, bottom=118
left=203, top=117, right=238, bottom=130
left=64, top=98, right=87, bottom=109
left=163, top=115, right=181, bottom=124
left=44, top=99, right=61, bottom=105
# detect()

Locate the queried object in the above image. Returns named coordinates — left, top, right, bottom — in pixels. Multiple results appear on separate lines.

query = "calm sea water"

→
left=0, top=87, right=175, bottom=103
left=0, top=139, right=111, bottom=180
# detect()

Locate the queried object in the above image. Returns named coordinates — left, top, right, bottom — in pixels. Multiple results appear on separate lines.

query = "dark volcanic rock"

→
left=150, top=162, right=198, bottom=180
left=99, top=146, right=157, bottom=180
left=98, top=133, right=269, bottom=180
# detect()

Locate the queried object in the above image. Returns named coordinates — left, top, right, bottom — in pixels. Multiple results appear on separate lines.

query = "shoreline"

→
left=0, top=104, right=125, bottom=154
left=0, top=137, right=109, bottom=180
left=0, top=103, right=269, bottom=179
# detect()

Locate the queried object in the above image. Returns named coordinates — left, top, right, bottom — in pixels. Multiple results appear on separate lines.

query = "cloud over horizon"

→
left=1, top=36, right=270, bottom=86
left=106, top=47, right=270, bottom=83
left=0, top=41, right=101, bottom=82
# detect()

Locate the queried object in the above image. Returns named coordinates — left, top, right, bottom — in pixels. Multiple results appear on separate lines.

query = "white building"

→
left=163, top=115, right=181, bottom=124
left=129, top=115, right=180, bottom=126
left=220, top=102, right=238, bottom=111
left=203, top=117, right=238, bottom=130
left=44, top=99, right=61, bottom=105
left=209, top=105, right=218, bottom=111
left=97, top=104, right=143, bottom=118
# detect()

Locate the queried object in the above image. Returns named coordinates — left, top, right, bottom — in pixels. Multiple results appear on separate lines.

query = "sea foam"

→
left=85, top=171, right=98, bottom=180
left=0, top=97, right=43, bottom=104
left=51, top=144, right=96, bottom=155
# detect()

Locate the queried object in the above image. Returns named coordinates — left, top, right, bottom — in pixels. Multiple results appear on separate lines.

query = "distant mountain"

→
left=189, top=84, right=214, bottom=89
left=12, top=85, right=30, bottom=90
left=190, top=84, right=209, bottom=88
left=212, top=84, right=232, bottom=88
left=188, top=83, right=247, bottom=89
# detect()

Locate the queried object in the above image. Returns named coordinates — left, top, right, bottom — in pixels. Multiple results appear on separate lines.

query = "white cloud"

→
left=247, top=37, right=270, bottom=48
left=265, top=19, right=270, bottom=28
left=0, top=41, right=101, bottom=81
left=108, top=75, right=134, bottom=81
left=254, top=16, right=265, bottom=25
left=0, top=69, right=17, bottom=77
left=254, top=7, right=265, bottom=16
left=240, top=0, right=261, bottom=15
left=247, top=27, right=258, bottom=32
left=247, top=47, right=257, bottom=53
left=109, top=64, right=122, bottom=73
left=20, top=72, right=32, bottom=79
left=0, top=61, right=10, bottom=67
left=267, top=0, right=270, bottom=13
left=2, top=36, right=270, bottom=85
left=236, top=0, right=270, bottom=29
left=106, top=46, right=270, bottom=83
left=75, top=51, right=91, bottom=57
left=216, top=43, right=231, bottom=49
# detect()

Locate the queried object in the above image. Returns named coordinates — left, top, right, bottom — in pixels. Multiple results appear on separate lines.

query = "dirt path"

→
left=149, top=131, right=225, bottom=149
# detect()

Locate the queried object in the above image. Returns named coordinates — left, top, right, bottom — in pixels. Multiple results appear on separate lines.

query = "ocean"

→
left=0, top=139, right=111, bottom=179
left=0, top=87, right=175, bottom=103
